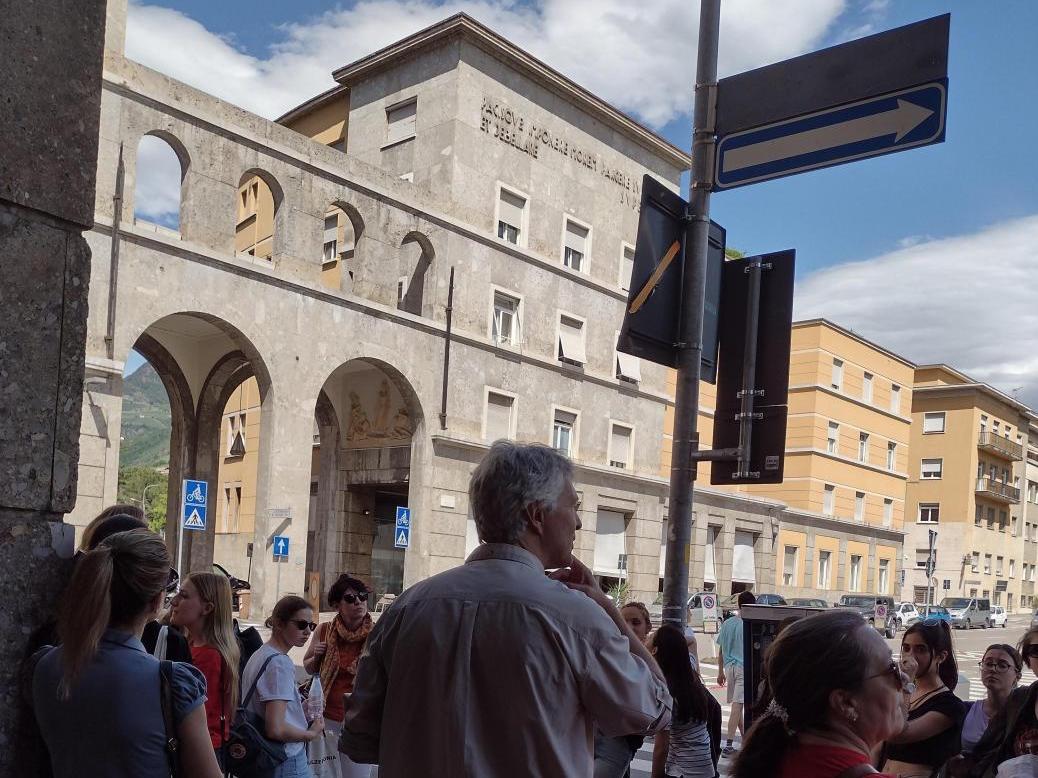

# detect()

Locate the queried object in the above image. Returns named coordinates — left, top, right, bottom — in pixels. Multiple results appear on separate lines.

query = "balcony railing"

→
left=976, top=477, right=1021, bottom=504
left=978, top=431, right=1024, bottom=460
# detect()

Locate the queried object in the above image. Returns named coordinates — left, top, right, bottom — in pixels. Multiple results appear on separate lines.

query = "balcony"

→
left=976, top=477, right=1021, bottom=504
left=978, top=431, right=1024, bottom=461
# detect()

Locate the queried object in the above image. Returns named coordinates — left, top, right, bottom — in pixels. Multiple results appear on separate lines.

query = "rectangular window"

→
left=783, top=546, right=798, bottom=586
left=916, top=548, right=930, bottom=568
left=882, top=498, right=893, bottom=526
left=994, top=420, right=1000, bottom=435
left=831, top=358, right=843, bottom=390
left=386, top=98, right=417, bottom=145
left=497, top=188, right=526, bottom=245
left=854, top=492, right=865, bottom=522
left=971, top=552, right=979, bottom=573
left=999, top=510, right=1008, bottom=533
left=918, top=504, right=940, bottom=523
left=594, top=509, right=627, bottom=576
left=557, top=315, right=587, bottom=366
left=226, top=412, right=246, bottom=456
left=563, top=219, right=589, bottom=272
left=890, top=384, right=901, bottom=413
left=609, top=423, right=633, bottom=469
left=996, top=556, right=1004, bottom=575
left=823, top=484, right=835, bottom=516
left=980, top=414, right=988, bottom=433
left=484, top=391, right=515, bottom=442
left=818, top=550, right=832, bottom=589
left=862, top=372, right=873, bottom=403
left=827, top=422, right=839, bottom=454
left=615, top=332, right=641, bottom=383
left=887, top=442, right=897, bottom=471
left=322, top=214, right=338, bottom=262
left=858, top=432, right=869, bottom=463
left=921, top=458, right=943, bottom=479
left=850, top=555, right=862, bottom=591
left=492, top=291, right=521, bottom=346
left=1010, top=559, right=1016, bottom=577
left=620, top=244, right=635, bottom=292
left=984, top=554, right=992, bottom=574
left=878, top=559, right=890, bottom=594
left=975, top=505, right=982, bottom=527
left=923, top=412, right=946, bottom=433
left=552, top=409, right=577, bottom=456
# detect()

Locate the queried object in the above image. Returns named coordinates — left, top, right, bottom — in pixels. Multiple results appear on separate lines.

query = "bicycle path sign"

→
left=182, top=479, right=207, bottom=531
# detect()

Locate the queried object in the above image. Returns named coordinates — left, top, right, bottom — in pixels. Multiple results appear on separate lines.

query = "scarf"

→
left=318, top=612, right=373, bottom=703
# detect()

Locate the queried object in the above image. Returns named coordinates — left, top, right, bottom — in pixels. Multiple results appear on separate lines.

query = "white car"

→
left=894, top=602, right=920, bottom=628
left=988, top=605, right=1008, bottom=629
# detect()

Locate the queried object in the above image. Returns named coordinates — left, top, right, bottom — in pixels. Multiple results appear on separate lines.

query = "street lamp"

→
left=141, top=482, right=162, bottom=525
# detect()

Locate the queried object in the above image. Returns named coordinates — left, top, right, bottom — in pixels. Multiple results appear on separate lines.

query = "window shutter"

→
left=565, top=221, right=588, bottom=252
left=386, top=100, right=417, bottom=144
left=593, top=509, right=626, bottom=575
left=558, top=318, right=586, bottom=363
left=610, top=426, right=631, bottom=467
left=485, top=393, right=513, bottom=441
left=498, top=190, right=525, bottom=229
left=616, top=350, right=641, bottom=381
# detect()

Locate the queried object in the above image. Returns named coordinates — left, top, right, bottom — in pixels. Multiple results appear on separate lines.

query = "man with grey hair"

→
left=340, top=441, right=671, bottom=776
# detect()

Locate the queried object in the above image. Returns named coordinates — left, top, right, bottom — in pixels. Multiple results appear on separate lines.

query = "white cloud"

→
left=132, top=134, right=183, bottom=226
left=795, top=215, right=1038, bottom=407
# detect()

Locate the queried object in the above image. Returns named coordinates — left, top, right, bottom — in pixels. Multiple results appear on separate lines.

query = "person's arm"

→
left=651, top=729, right=669, bottom=778
left=264, top=700, right=323, bottom=743
left=717, top=645, right=726, bottom=687
left=302, top=623, right=327, bottom=675
left=708, top=696, right=722, bottom=768
left=340, top=616, right=391, bottom=764
left=175, top=705, right=225, bottom=778
left=885, top=710, right=954, bottom=744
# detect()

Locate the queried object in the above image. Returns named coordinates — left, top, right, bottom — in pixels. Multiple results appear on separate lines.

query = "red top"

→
left=778, top=744, right=895, bottom=778
left=324, top=639, right=365, bottom=722
left=190, top=644, right=229, bottom=748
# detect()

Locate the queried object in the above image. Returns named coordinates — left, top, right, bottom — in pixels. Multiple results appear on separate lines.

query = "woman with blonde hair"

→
left=32, top=529, right=222, bottom=777
left=171, top=571, right=240, bottom=764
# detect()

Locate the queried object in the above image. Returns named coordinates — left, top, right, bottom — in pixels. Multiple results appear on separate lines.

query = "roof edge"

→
left=276, top=83, right=347, bottom=126
left=793, top=318, right=916, bottom=369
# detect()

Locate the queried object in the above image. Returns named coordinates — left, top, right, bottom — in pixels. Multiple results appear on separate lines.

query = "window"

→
left=222, top=485, right=242, bottom=533
left=620, top=244, right=635, bottom=292
left=999, top=510, right=1008, bottom=533
left=831, top=358, right=843, bottom=390
left=984, top=554, right=991, bottom=574
left=994, top=420, right=1000, bottom=435
left=996, top=556, right=1004, bottom=576
left=887, top=442, right=897, bottom=471
left=594, top=509, right=628, bottom=576
left=923, top=412, right=946, bottom=433
left=609, top=423, right=633, bottom=469
left=615, top=332, right=641, bottom=383
left=783, top=546, right=798, bottom=586
left=849, top=555, right=862, bottom=591
left=915, top=548, right=930, bottom=568
left=987, top=507, right=996, bottom=530
left=918, top=504, right=940, bottom=523
left=862, top=372, right=873, bottom=403
left=562, top=219, right=590, bottom=272
left=858, top=433, right=869, bottom=463
left=1029, top=481, right=1038, bottom=504
left=557, top=315, right=587, bottom=366
left=396, top=276, right=408, bottom=305
left=552, top=409, right=577, bottom=456
left=1010, top=559, right=1016, bottom=578
left=484, top=391, right=515, bottom=442
left=385, top=98, right=417, bottom=145
left=980, top=414, right=988, bottom=433
left=971, top=552, right=979, bottom=573
left=823, top=484, right=835, bottom=516
left=878, top=559, right=890, bottom=594
left=492, top=291, right=521, bottom=347
left=921, top=458, right=943, bottom=479
left=322, top=214, right=338, bottom=262
left=854, top=492, right=865, bottom=522
left=827, top=422, right=839, bottom=454
left=226, top=413, right=246, bottom=457
left=883, top=498, right=894, bottom=526
left=496, top=188, right=526, bottom=246
left=818, top=550, right=832, bottom=589
left=890, top=384, right=901, bottom=413
left=975, top=505, right=983, bottom=526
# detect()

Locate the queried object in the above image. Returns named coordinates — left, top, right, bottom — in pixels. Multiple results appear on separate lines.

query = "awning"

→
left=704, top=526, right=716, bottom=584
left=616, top=350, right=642, bottom=381
left=558, top=320, right=586, bottom=363
left=594, top=509, right=627, bottom=575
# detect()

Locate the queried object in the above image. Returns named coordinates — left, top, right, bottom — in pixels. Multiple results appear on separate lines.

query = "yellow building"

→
left=212, top=378, right=262, bottom=569
left=904, top=365, right=1035, bottom=613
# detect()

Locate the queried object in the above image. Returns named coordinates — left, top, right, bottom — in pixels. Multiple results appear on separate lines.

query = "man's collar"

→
left=466, top=542, right=545, bottom=573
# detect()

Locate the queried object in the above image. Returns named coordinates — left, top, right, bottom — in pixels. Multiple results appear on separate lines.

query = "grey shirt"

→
left=33, top=629, right=206, bottom=778
left=341, top=543, right=672, bottom=777
left=241, top=642, right=309, bottom=757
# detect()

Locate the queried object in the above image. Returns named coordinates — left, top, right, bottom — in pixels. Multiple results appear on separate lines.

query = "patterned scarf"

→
left=318, top=612, right=373, bottom=703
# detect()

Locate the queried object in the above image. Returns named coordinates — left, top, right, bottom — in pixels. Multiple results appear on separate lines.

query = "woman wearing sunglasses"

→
left=303, top=574, right=374, bottom=778
left=961, top=644, right=1022, bottom=754
left=242, top=595, right=324, bottom=777
left=880, top=619, right=965, bottom=778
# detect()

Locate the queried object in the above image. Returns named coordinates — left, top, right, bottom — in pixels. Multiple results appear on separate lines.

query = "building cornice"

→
left=788, top=383, right=913, bottom=424
left=276, top=83, right=347, bottom=126
left=784, top=447, right=909, bottom=481
left=912, top=381, right=1037, bottom=419
left=329, top=13, right=691, bottom=170
left=780, top=508, right=906, bottom=544
left=792, top=318, right=916, bottom=369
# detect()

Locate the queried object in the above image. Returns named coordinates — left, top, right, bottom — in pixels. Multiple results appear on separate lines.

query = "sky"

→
left=124, top=0, right=1038, bottom=406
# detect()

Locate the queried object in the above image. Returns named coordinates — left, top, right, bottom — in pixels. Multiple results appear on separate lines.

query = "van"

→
left=940, top=597, right=992, bottom=629
left=836, top=594, right=898, bottom=638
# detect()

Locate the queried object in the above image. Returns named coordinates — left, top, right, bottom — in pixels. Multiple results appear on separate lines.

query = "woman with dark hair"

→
left=731, top=610, right=908, bottom=778
left=650, top=624, right=720, bottom=778
left=881, top=620, right=966, bottom=777
left=961, top=644, right=1022, bottom=754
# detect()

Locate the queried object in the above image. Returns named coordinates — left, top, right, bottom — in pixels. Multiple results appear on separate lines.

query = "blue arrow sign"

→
left=272, top=535, right=290, bottom=559
left=714, top=82, right=946, bottom=190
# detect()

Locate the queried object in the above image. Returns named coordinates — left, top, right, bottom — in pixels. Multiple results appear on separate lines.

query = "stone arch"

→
left=320, top=200, right=367, bottom=292
left=235, top=168, right=285, bottom=262
left=132, top=130, right=190, bottom=233
left=398, top=230, right=435, bottom=317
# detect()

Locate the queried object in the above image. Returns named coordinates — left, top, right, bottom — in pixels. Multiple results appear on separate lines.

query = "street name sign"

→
left=394, top=507, right=411, bottom=549
left=182, top=479, right=207, bottom=531
left=272, top=535, right=290, bottom=559
left=713, top=14, right=949, bottom=190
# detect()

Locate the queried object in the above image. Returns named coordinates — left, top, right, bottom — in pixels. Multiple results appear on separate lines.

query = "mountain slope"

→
left=120, top=361, right=171, bottom=468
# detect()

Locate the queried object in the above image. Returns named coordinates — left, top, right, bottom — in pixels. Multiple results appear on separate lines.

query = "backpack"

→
left=224, top=654, right=288, bottom=778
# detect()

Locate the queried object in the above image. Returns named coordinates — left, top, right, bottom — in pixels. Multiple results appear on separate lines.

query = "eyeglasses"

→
left=979, top=660, right=1015, bottom=672
left=290, top=619, right=318, bottom=632
left=864, top=661, right=914, bottom=693
left=341, top=593, right=364, bottom=605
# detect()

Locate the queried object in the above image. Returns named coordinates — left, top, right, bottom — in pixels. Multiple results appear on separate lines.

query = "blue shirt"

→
left=33, top=629, right=206, bottom=778
left=715, top=615, right=744, bottom=668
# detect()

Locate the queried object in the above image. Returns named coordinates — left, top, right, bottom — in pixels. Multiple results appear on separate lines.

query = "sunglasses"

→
left=290, top=619, right=318, bottom=632
left=864, top=661, right=914, bottom=693
left=340, top=593, right=365, bottom=605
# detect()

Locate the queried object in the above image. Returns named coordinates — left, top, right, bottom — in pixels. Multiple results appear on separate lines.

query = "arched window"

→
left=320, top=203, right=363, bottom=290
left=235, top=172, right=279, bottom=260
left=133, top=133, right=186, bottom=233
left=398, top=232, right=434, bottom=316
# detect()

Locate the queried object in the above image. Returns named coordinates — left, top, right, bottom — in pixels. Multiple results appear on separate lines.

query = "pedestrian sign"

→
left=181, top=479, right=207, bottom=532
left=272, top=535, right=290, bottom=559
left=394, top=506, right=411, bottom=549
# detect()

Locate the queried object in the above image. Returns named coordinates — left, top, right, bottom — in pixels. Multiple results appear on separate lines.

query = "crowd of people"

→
left=19, top=441, right=1038, bottom=777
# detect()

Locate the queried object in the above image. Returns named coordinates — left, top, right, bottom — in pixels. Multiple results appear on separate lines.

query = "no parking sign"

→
left=702, top=593, right=718, bottom=622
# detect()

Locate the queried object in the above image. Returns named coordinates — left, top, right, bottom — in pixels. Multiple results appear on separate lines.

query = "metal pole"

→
left=439, top=267, right=455, bottom=430
left=175, top=481, right=185, bottom=576
left=736, top=261, right=763, bottom=478
left=104, top=144, right=125, bottom=360
left=661, top=0, right=721, bottom=630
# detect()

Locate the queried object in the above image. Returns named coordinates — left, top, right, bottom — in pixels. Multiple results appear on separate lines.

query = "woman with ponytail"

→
left=732, top=610, right=908, bottom=778
left=170, top=571, right=240, bottom=764
left=32, top=529, right=222, bottom=777
left=882, top=619, right=967, bottom=777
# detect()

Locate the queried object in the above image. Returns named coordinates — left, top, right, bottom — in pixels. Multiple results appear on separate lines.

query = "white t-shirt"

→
left=240, top=643, right=308, bottom=757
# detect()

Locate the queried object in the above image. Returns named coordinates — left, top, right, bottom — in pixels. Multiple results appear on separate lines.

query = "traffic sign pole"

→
left=661, top=0, right=721, bottom=631
left=176, top=481, right=185, bottom=578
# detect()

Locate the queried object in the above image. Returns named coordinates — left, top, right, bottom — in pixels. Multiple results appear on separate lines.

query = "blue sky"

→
left=124, top=1, right=1038, bottom=401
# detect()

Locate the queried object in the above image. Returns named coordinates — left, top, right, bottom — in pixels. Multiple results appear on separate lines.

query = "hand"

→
left=312, top=641, right=327, bottom=658
left=717, top=669, right=726, bottom=687
left=547, top=555, right=596, bottom=589
left=307, top=716, right=325, bottom=739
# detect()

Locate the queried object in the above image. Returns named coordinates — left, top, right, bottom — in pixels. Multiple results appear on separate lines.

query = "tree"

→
left=117, top=466, right=168, bottom=533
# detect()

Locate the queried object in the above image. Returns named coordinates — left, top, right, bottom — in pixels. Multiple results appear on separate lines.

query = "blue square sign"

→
left=272, top=535, right=290, bottom=559
left=182, top=479, right=207, bottom=531
left=394, top=507, right=411, bottom=549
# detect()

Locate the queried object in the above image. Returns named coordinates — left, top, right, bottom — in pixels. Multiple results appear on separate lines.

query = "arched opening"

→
left=235, top=170, right=282, bottom=261
left=320, top=202, right=364, bottom=291
left=133, top=132, right=188, bottom=234
left=398, top=231, right=434, bottom=316
left=306, top=358, right=424, bottom=609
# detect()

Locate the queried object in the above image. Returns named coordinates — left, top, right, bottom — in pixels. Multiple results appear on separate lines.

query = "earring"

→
left=846, top=709, right=859, bottom=722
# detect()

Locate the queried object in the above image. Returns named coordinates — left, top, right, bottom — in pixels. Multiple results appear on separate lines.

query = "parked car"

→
left=835, top=594, right=898, bottom=638
left=213, top=562, right=251, bottom=611
left=788, top=598, right=828, bottom=609
left=1032, top=606, right=1038, bottom=628
left=754, top=593, right=788, bottom=606
left=988, top=605, right=1008, bottom=629
left=894, top=602, right=920, bottom=628
left=940, top=597, right=992, bottom=629
left=916, top=603, right=953, bottom=624
left=687, top=591, right=732, bottom=627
